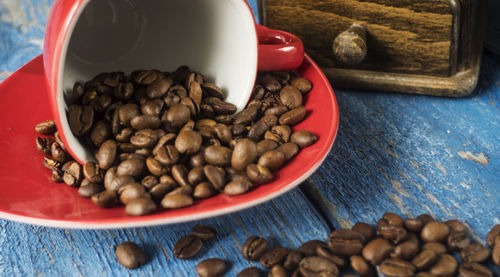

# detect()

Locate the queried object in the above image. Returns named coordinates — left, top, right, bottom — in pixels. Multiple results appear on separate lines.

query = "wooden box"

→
left=259, top=0, right=488, bottom=96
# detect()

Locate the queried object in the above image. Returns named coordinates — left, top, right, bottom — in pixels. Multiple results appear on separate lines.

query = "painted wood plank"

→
left=0, top=189, right=330, bottom=276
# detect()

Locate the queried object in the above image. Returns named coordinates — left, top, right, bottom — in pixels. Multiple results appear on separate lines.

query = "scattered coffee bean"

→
left=412, top=249, right=439, bottom=270
left=352, top=222, right=376, bottom=241
left=196, top=258, right=226, bottom=277
left=486, top=224, right=500, bottom=248
left=35, top=120, right=57, bottom=135
left=429, top=254, right=457, bottom=277
left=459, top=262, right=493, bottom=277
left=350, top=255, right=375, bottom=277
left=299, top=256, right=339, bottom=277
left=115, top=241, right=146, bottom=269
left=174, top=234, right=203, bottom=259
left=269, top=265, right=288, bottom=277
left=461, top=243, right=491, bottom=263
left=192, top=224, right=217, bottom=241
left=242, top=236, right=268, bottom=261
left=237, top=267, right=262, bottom=277
left=362, top=238, right=393, bottom=265
left=299, top=240, right=327, bottom=257
left=422, top=242, right=447, bottom=255
left=421, top=222, right=450, bottom=243
left=492, top=243, right=500, bottom=266
left=260, top=247, right=289, bottom=269
left=379, top=258, right=416, bottom=277
left=328, top=229, right=365, bottom=256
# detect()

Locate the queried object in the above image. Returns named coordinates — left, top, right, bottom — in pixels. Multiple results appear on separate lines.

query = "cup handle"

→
left=256, top=24, right=304, bottom=71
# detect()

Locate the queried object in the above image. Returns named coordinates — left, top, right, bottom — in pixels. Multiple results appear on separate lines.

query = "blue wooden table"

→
left=1, top=0, right=499, bottom=276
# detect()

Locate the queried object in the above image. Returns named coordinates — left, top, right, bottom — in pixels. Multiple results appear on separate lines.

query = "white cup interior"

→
left=57, top=0, right=258, bottom=162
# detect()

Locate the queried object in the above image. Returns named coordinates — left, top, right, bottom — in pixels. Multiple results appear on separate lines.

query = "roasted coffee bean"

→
left=154, top=145, right=179, bottom=166
left=130, top=115, right=161, bottom=130
left=200, top=83, right=224, bottom=99
left=232, top=124, right=248, bottom=137
left=175, top=130, right=202, bottom=155
left=299, top=240, right=327, bottom=257
left=188, top=166, right=206, bottom=186
left=166, top=104, right=191, bottom=128
left=188, top=82, right=203, bottom=106
left=192, top=224, right=217, bottom=241
left=36, top=136, right=55, bottom=156
left=486, top=224, right=500, bottom=248
left=261, top=75, right=281, bottom=92
left=258, top=150, right=286, bottom=172
left=405, top=218, right=424, bottom=233
left=141, top=99, right=164, bottom=117
left=445, top=219, right=466, bottom=233
left=417, top=214, right=435, bottom=225
left=362, top=238, right=393, bottom=265
left=91, top=190, right=117, bottom=208
left=299, top=256, right=339, bottom=277
left=119, top=183, right=147, bottom=204
left=164, top=92, right=181, bottom=107
left=106, top=175, right=134, bottom=191
left=62, top=161, right=82, bottom=187
left=422, top=242, right=447, bottom=255
left=89, top=94, right=112, bottom=112
left=114, top=82, right=134, bottom=100
left=204, top=146, right=232, bottom=166
left=104, top=167, right=117, bottom=188
left=42, top=156, right=62, bottom=171
left=204, top=165, right=226, bottom=190
left=265, top=105, right=289, bottom=117
left=316, top=245, right=346, bottom=267
left=161, top=193, right=193, bottom=209
left=265, top=125, right=292, bottom=143
left=147, top=76, right=172, bottom=99
left=204, top=97, right=237, bottom=115
left=224, top=178, right=252, bottom=196
left=213, top=124, right=232, bottom=144
left=214, top=115, right=232, bottom=125
left=391, top=239, right=419, bottom=260
left=237, top=267, right=262, bottom=277
left=196, top=258, right=226, bottom=277
left=125, top=197, right=156, bottom=216
left=117, top=158, right=145, bottom=177
left=421, top=222, right=450, bottom=243
left=260, top=247, right=289, bottom=269
left=230, top=139, right=258, bottom=171
left=96, top=140, right=117, bottom=170
left=377, top=218, right=408, bottom=244
left=429, top=254, right=457, bottom=277
left=279, top=106, right=306, bottom=126
left=145, top=157, right=167, bottom=176
left=90, top=120, right=111, bottom=146
left=291, top=77, right=312, bottom=94
left=149, top=182, right=174, bottom=200
left=233, top=106, right=259, bottom=126
left=119, top=104, right=140, bottom=126
left=284, top=250, right=304, bottom=271
left=152, top=133, right=176, bottom=154
left=447, top=230, right=470, bottom=251
left=350, top=255, right=374, bottom=277
left=459, top=262, right=493, bottom=277
left=78, top=182, right=104, bottom=198
left=118, top=142, right=138, bottom=154
left=412, top=249, right=439, bottom=270
left=130, top=133, right=157, bottom=149
left=493, top=243, right=500, bottom=266
left=68, top=105, right=94, bottom=136
left=352, top=223, right=376, bottom=242
left=461, top=243, right=490, bottom=263
left=291, top=130, right=318, bottom=148
left=256, top=140, right=280, bottom=156
left=115, top=127, right=134, bottom=143
left=275, top=142, right=299, bottom=161
left=242, top=236, right=269, bottom=261
left=83, top=161, right=103, bottom=183
left=328, top=229, right=365, bottom=257
left=269, top=265, right=288, bottom=277
left=35, top=120, right=56, bottom=135
left=173, top=234, right=202, bottom=259
left=193, top=182, right=217, bottom=199
left=379, top=258, right=416, bottom=277
left=280, top=85, right=303, bottom=109
left=168, top=165, right=187, bottom=187
left=415, top=273, right=437, bottom=277
left=246, top=164, right=273, bottom=185
left=115, top=241, right=146, bottom=269
left=51, top=141, right=69, bottom=162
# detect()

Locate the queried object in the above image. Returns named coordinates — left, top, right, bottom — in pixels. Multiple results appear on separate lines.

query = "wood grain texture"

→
left=265, top=0, right=454, bottom=76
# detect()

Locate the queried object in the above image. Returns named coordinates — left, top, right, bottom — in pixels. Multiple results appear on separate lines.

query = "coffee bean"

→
left=256, top=140, right=280, bottom=156
left=429, top=254, right=457, bottom=277
left=493, top=243, right=500, bottom=266
left=258, top=150, right=286, bottom=172
left=115, top=127, right=133, bottom=143
left=175, top=130, right=202, bottom=155
left=68, top=105, right=94, bottom=136
left=230, top=139, right=258, bottom=171
left=206, top=97, right=237, bottom=115
left=193, top=182, right=217, bottom=199
left=96, top=140, right=117, bottom=170
left=130, top=133, right=157, bottom=149
left=417, top=214, right=435, bottom=225
left=78, top=182, right=104, bottom=198
left=117, top=158, right=145, bottom=177
left=115, top=241, right=146, bottom=269
left=459, top=262, right=493, bottom=277
left=265, top=125, right=292, bottom=144
left=114, top=82, right=134, bottom=100
left=125, top=197, right=156, bottom=216
left=422, top=242, right=447, bottom=255
left=167, top=184, right=193, bottom=196
left=362, top=238, right=393, bottom=265
left=283, top=250, right=304, bottom=271
left=379, top=258, right=416, bottom=277
left=204, top=165, right=226, bottom=191
left=106, top=175, right=134, bottom=191
left=280, top=85, right=303, bottom=109
left=261, top=75, right=281, bottom=92
left=82, top=162, right=102, bottom=183
left=118, top=104, right=140, bottom=127
left=62, top=161, right=82, bottom=187
left=173, top=234, right=202, bottom=259
left=224, top=178, right=252, bottom=196
left=265, top=105, right=289, bottom=117
left=89, top=120, right=111, bottom=146
left=299, top=256, right=339, bottom=277
left=51, top=141, right=69, bottom=162
left=299, top=240, right=327, bottom=257
left=165, top=104, right=191, bottom=128
left=35, top=120, right=56, bottom=135
left=269, top=265, right=288, bottom=277
left=147, top=76, right=172, bottom=99
left=237, top=267, right=262, bottom=277
left=405, top=218, right=424, bottom=233
left=415, top=273, right=437, bottom=277
left=461, top=243, right=490, bottom=263
left=161, top=193, right=193, bottom=209
left=130, top=115, right=161, bottom=130
left=150, top=182, right=174, bottom=200
left=291, top=77, right=312, bottom=94
left=350, top=255, right=375, bottom=277
left=486, top=224, right=500, bottom=248
left=352, top=223, right=376, bottom=241
left=36, top=136, right=55, bottom=156
left=191, top=224, right=217, bottom=241
left=213, top=124, right=232, bottom=144
left=134, top=70, right=159, bottom=84
left=242, top=236, right=269, bottom=261
left=391, top=239, right=419, bottom=260
left=260, top=247, right=289, bottom=269
left=187, top=166, right=205, bottom=186
left=203, top=146, right=232, bottom=166
left=412, top=250, right=439, bottom=270
left=91, top=190, right=117, bottom=208
left=119, top=183, right=147, bottom=204
left=377, top=218, right=408, bottom=244
left=447, top=230, right=470, bottom=251
left=169, top=164, right=188, bottom=187
left=201, top=83, right=225, bottom=99
left=316, top=245, right=346, bottom=267
left=381, top=213, right=403, bottom=226
left=445, top=219, right=466, bottom=233
left=233, top=106, right=259, bottom=126
left=421, top=222, right=450, bottom=243
left=246, top=164, right=274, bottom=185
left=279, top=106, right=306, bottom=125
left=196, top=258, right=226, bottom=277
left=328, top=229, right=365, bottom=257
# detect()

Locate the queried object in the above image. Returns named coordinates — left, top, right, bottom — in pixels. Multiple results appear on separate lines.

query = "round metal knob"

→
left=332, top=23, right=368, bottom=65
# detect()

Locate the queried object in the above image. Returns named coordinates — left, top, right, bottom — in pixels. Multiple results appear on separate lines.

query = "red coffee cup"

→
left=44, top=0, right=304, bottom=163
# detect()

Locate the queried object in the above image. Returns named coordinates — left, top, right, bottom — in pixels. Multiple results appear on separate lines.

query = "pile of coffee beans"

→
left=35, top=68, right=315, bottom=216
left=112, top=215, right=499, bottom=276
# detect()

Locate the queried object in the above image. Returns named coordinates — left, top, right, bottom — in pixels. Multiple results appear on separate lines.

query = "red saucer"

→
left=0, top=54, right=338, bottom=229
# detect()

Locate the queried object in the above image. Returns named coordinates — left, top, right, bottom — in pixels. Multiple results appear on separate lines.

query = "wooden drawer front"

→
left=265, top=0, right=454, bottom=77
